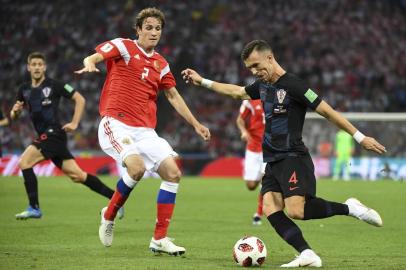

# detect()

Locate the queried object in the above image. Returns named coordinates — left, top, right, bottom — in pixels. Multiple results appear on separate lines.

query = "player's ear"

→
left=136, top=26, right=142, bottom=37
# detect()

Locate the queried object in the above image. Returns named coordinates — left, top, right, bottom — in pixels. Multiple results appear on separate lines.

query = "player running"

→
left=11, top=52, right=121, bottom=220
left=236, top=100, right=266, bottom=225
left=75, top=7, right=210, bottom=255
left=182, top=40, right=385, bottom=267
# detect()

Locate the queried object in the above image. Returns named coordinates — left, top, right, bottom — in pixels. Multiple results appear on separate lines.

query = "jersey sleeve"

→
left=55, top=80, right=76, bottom=99
left=244, top=80, right=261, bottom=100
left=239, top=100, right=252, bottom=120
left=158, top=63, right=176, bottom=90
left=16, top=85, right=24, bottom=102
left=95, top=40, right=121, bottom=60
left=288, top=77, right=322, bottom=110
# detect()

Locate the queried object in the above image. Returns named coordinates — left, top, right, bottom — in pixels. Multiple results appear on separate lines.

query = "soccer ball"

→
left=233, top=236, right=267, bottom=267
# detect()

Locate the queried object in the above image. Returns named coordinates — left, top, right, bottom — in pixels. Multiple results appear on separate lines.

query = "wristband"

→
left=201, top=78, right=214, bottom=89
left=353, top=130, right=365, bottom=144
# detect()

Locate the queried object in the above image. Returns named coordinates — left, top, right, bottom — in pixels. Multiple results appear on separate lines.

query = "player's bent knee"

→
left=65, top=170, right=86, bottom=183
left=246, top=181, right=258, bottom=190
left=166, top=169, right=182, bottom=182
left=18, top=159, right=31, bottom=170
left=286, top=208, right=304, bottom=220
left=69, top=173, right=83, bottom=183
left=127, top=165, right=146, bottom=181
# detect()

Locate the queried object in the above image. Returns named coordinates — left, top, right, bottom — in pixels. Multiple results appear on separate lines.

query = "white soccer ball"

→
left=233, top=236, right=267, bottom=267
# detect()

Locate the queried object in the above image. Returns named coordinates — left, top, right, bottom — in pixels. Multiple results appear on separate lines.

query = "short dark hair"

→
left=134, top=7, right=165, bottom=29
left=27, top=52, right=46, bottom=63
left=241, top=40, right=273, bottom=61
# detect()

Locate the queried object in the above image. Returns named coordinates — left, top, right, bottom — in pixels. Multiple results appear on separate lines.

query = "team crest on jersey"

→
left=276, top=89, right=286, bottom=104
left=134, top=54, right=140, bottom=60
left=42, top=87, right=51, bottom=98
left=153, top=60, right=161, bottom=72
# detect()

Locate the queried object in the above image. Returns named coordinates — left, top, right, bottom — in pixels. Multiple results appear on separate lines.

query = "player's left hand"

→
left=62, top=122, right=78, bottom=133
left=360, top=136, right=387, bottom=154
left=195, top=123, right=211, bottom=141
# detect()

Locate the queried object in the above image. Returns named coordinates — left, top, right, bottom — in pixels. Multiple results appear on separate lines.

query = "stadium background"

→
left=1, top=0, right=405, bottom=177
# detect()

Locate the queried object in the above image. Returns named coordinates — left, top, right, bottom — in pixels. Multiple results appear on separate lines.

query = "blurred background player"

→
left=333, top=129, right=354, bottom=180
left=0, top=110, right=10, bottom=158
left=75, top=7, right=210, bottom=255
left=11, top=52, right=120, bottom=220
left=236, top=100, right=265, bottom=225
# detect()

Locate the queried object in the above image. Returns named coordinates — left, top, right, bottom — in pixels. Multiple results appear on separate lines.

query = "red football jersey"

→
left=95, top=38, right=176, bottom=128
left=239, top=99, right=265, bottom=152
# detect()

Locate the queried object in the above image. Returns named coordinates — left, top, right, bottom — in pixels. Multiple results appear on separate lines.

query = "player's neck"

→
left=136, top=40, right=155, bottom=54
left=270, top=63, right=286, bottom=84
left=31, top=76, right=45, bottom=88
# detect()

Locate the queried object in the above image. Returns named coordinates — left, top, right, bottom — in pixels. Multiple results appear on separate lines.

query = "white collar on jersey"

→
left=134, top=40, right=155, bottom=58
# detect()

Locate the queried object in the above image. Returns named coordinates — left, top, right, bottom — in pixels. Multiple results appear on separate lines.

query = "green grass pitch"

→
left=0, top=176, right=405, bottom=269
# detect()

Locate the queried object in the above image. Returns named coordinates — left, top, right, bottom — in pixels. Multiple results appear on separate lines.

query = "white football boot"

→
left=99, top=207, right=114, bottom=247
left=345, top=198, right=383, bottom=227
left=281, top=249, right=322, bottom=268
left=149, top=237, right=186, bottom=256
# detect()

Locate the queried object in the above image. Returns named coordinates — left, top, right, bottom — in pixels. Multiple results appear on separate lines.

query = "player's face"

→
left=136, top=17, right=162, bottom=52
left=27, top=58, right=46, bottom=80
left=244, top=50, right=274, bottom=82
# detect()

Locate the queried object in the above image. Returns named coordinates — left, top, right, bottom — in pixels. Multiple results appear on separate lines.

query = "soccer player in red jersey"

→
left=236, top=100, right=266, bottom=225
left=75, top=8, right=210, bottom=255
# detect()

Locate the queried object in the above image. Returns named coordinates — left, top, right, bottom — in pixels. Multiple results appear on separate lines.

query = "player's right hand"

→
left=181, top=68, right=202, bottom=86
left=241, top=131, right=251, bottom=142
left=360, top=137, right=387, bottom=154
left=12, top=101, right=24, bottom=113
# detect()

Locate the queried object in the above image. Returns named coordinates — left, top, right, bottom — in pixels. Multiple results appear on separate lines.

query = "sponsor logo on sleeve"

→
left=304, top=88, right=318, bottom=103
left=100, top=43, right=114, bottom=53
left=64, top=84, right=74, bottom=93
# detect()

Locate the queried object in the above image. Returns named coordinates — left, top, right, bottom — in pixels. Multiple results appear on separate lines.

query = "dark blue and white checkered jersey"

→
left=16, top=78, right=76, bottom=135
left=245, top=73, right=322, bottom=163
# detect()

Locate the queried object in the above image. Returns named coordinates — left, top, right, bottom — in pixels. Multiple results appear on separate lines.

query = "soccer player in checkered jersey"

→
left=236, top=100, right=266, bottom=225
left=10, top=52, right=120, bottom=220
left=182, top=40, right=386, bottom=267
left=75, top=8, right=210, bottom=255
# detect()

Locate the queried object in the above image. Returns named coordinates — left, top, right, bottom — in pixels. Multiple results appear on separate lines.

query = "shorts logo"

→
left=288, top=171, right=299, bottom=191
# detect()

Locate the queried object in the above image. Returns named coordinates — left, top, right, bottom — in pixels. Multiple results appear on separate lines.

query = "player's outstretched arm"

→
left=62, top=92, right=85, bottom=132
left=74, top=53, right=104, bottom=74
left=10, top=101, right=24, bottom=120
left=0, top=115, right=9, bottom=127
left=164, top=87, right=210, bottom=141
left=181, top=68, right=251, bottom=99
left=236, top=115, right=251, bottom=142
left=315, top=100, right=387, bottom=154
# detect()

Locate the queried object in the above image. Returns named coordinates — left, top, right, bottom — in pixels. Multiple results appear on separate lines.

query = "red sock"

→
left=154, top=203, right=175, bottom=240
left=257, top=193, right=263, bottom=216
left=104, top=190, right=128, bottom=221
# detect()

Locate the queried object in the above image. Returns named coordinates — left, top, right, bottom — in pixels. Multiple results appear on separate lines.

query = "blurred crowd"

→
left=1, top=0, right=405, bottom=157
